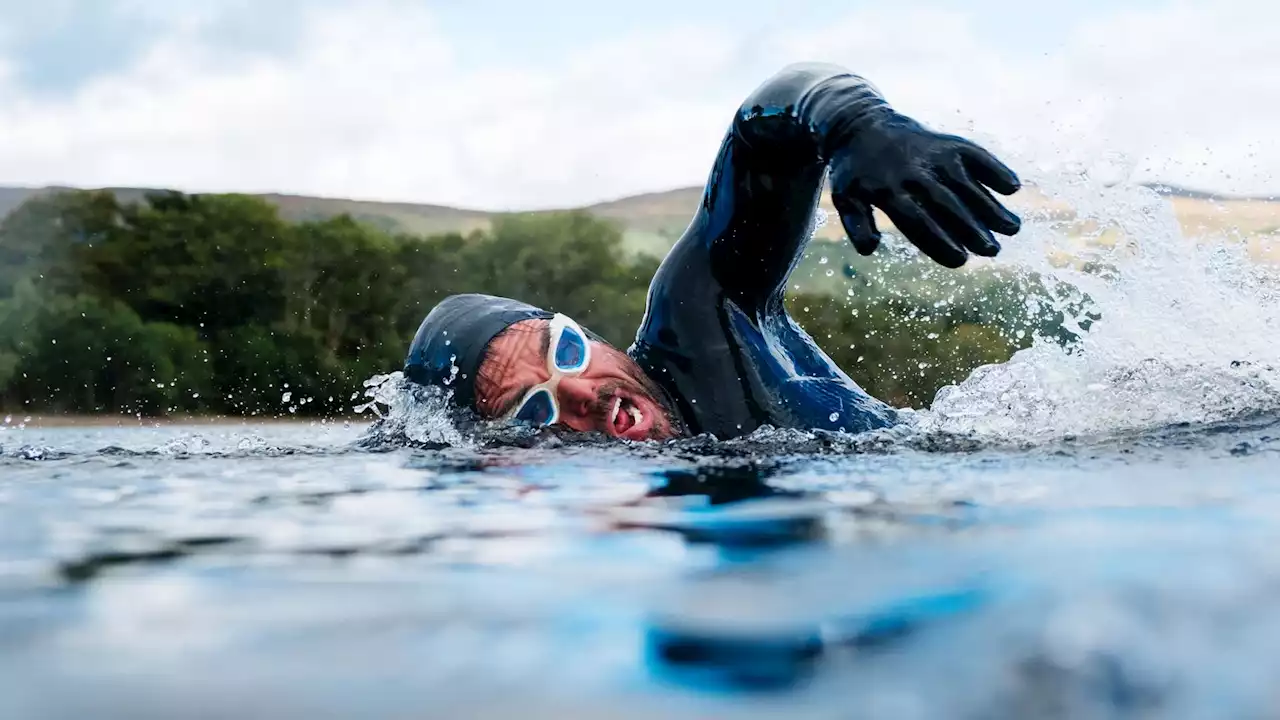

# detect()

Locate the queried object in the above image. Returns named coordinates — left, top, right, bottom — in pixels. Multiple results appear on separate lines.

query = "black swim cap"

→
left=403, top=294, right=553, bottom=409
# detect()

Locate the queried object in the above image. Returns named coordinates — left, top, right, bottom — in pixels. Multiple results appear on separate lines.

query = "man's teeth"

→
left=608, top=397, right=643, bottom=433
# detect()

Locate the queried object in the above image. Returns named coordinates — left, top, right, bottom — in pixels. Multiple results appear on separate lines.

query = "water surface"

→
left=3, top=412, right=1280, bottom=719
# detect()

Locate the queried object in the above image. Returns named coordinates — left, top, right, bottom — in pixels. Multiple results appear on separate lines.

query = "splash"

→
left=918, top=170, right=1280, bottom=443
left=354, top=372, right=475, bottom=450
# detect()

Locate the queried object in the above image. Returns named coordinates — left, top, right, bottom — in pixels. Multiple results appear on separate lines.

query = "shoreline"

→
left=1, top=413, right=377, bottom=429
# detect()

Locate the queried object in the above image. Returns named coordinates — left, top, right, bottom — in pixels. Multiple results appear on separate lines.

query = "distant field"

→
left=590, top=184, right=1280, bottom=261
left=2, top=182, right=1276, bottom=262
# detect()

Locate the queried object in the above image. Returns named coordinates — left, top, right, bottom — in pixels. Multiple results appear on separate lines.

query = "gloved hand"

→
left=828, top=112, right=1022, bottom=268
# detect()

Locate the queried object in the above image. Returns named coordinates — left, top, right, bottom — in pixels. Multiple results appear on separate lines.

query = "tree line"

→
left=0, top=189, right=1071, bottom=418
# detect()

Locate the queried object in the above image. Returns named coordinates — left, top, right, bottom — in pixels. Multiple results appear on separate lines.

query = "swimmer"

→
left=404, top=63, right=1022, bottom=440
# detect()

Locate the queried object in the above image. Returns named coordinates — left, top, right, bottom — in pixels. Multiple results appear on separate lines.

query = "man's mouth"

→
left=609, top=395, right=644, bottom=437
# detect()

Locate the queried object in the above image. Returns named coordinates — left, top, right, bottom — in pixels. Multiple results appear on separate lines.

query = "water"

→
left=2, top=176, right=1280, bottom=718
left=2, top=416, right=1279, bottom=718
left=922, top=173, right=1280, bottom=441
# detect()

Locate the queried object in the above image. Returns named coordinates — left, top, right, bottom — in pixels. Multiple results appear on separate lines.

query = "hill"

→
left=0, top=186, right=39, bottom=219
left=2, top=182, right=1277, bottom=261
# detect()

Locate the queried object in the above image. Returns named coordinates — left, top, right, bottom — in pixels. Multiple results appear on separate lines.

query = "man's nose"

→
left=555, top=376, right=600, bottom=429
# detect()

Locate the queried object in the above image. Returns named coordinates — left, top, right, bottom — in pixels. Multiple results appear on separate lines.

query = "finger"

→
left=942, top=164, right=1022, bottom=236
left=880, top=194, right=968, bottom=269
left=832, top=194, right=881, bottom=256
left=916, top=182, right=1001, bottom=257
left=956, top=141, right=1022, bottom=195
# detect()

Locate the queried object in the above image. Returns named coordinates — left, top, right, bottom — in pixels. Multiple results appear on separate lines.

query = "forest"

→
left=0, top=189, right=1077, bottom=418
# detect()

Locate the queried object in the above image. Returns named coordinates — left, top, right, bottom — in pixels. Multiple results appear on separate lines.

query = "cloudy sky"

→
left=0, top=0, right=1272, bottom=209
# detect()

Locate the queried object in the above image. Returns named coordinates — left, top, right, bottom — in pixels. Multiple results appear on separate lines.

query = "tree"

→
left=0, top=282, right=212, bottom=414
left=75, top=192, right=293, bottom=333
left=0, top=190, right=121, bottom=300
left=457, top=212, right=657, bottom=346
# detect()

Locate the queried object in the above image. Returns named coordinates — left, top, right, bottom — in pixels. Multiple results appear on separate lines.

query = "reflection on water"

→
left=2, top=415, right=1280, bottom=718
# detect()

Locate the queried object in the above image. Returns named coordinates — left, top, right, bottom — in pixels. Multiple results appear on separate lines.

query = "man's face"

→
left=474, top=319, right=680, bottom=440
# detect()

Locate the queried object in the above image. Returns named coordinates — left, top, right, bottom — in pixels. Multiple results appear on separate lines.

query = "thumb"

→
left=833, top=194, right=881, bottom=256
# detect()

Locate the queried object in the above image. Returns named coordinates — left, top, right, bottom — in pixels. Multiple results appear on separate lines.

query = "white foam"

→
left=355, top=372, right=474, bottom=449
left=918, top=170, right=1280, bottom=443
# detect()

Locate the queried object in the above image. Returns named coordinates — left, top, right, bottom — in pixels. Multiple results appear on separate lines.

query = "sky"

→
left=0, top=0, right=1274, bottom=210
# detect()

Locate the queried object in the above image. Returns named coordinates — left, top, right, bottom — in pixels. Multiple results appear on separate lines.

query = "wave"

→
left=917, top=170, right=1280, bottom=443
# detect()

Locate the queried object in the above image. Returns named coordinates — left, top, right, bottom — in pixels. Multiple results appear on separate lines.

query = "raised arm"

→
left=645, top=62, right=1023, bottom=319
left=628, top=63, right=1022, bottom=437
left=672, top=63, right=884, bottom=314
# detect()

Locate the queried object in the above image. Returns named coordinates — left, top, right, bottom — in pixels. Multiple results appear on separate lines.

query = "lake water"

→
left=3, top=178, right=1280, bottom=718
left=2, top=412, right=1280, bottom=719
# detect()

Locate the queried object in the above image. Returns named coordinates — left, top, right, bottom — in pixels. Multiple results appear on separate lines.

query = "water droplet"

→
left=829, top=412, right=840, bottom=422
left=819, top=256, right=829, bottom=265
left=282, top=391, right=292, bottom=403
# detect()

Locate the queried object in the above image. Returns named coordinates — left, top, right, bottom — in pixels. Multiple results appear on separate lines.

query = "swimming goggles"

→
left=503, top=313, right=591, bottom=426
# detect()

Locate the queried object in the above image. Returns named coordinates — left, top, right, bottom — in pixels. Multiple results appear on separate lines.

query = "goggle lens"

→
left=512, top=387, right=557, bottom=426
left=553, top=323, right=589, bottom=372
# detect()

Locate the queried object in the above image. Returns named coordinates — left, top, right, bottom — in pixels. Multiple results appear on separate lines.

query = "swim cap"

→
left=403, top=294, right=553, bottom=409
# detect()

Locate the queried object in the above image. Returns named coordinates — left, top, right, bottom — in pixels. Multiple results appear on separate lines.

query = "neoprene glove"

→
left=827, top=112, right=1023, bottom=268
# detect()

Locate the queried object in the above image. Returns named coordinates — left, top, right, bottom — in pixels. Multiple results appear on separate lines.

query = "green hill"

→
left=0, top=186, right=40, bottom=218
left=0, top=184, right=706, bottom=257
left=3, top=182, right=1277, bottom=261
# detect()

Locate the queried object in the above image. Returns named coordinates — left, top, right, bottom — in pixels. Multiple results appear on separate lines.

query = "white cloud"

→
left=0, top=0, right=748, bottom=209
left=0, top=0, right=1276, bottom=209
left=791, top=0, right=1280, bottom=196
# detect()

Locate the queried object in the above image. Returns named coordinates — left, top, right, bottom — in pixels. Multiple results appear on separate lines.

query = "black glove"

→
left=828, top=112, right=1022, bottom=268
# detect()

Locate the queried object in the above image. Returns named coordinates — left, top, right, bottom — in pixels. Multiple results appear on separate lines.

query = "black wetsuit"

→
left=626, top=64, right=900, bottom=438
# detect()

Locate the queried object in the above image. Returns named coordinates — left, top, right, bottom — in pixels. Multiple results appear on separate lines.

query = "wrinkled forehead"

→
left=474, top=319, right=551, bottom=406
left=490, top=319, right=551, bottom=366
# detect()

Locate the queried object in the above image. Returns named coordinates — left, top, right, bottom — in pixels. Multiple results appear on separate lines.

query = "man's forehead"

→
left=490, top=319, right=549, bottom=356
left=475, top=319, right=550, bottom=404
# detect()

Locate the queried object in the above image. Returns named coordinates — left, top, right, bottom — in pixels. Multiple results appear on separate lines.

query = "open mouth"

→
left=609, top=395, right=644, bottom=437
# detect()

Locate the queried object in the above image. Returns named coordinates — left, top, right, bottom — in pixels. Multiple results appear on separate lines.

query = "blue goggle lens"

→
left=554, top=325, right=589, bottom=372
left=512, top=388, right=556, bottom=426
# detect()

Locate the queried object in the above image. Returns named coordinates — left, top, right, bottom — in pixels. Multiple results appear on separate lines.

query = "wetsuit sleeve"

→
left=626, top=63, right=900, bottom=437
left=692, top=62, right=893, bottom=315
left=628, top=63, right=1017, bottom=438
